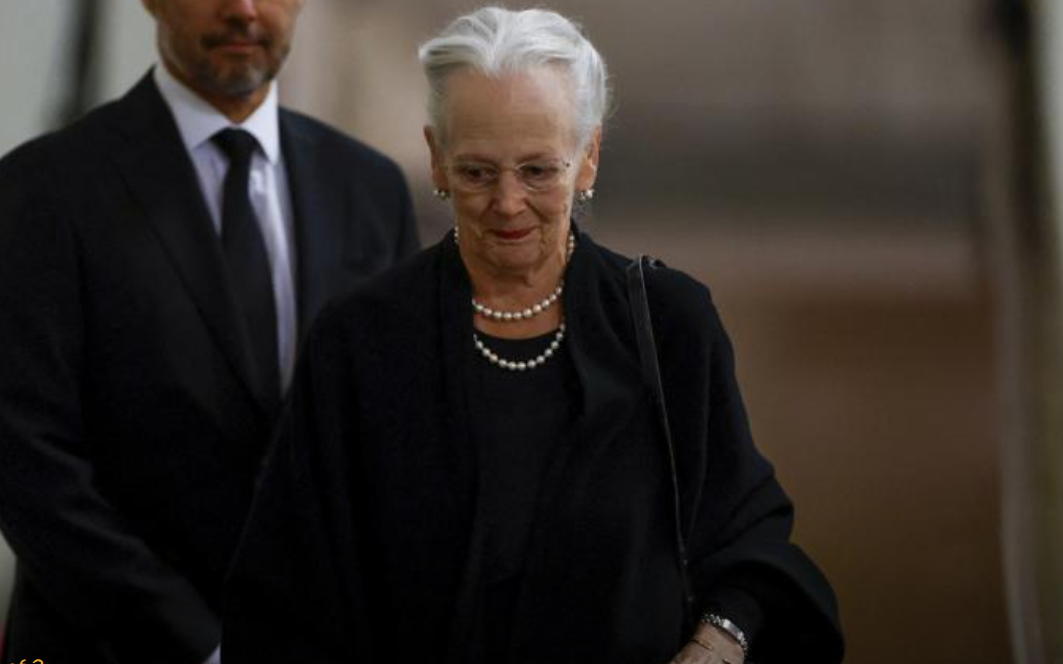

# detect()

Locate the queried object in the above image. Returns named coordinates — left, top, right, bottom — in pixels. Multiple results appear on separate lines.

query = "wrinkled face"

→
left=427, top=67, right=600, bottom=277
left=142, top=0, right=306, bottom=100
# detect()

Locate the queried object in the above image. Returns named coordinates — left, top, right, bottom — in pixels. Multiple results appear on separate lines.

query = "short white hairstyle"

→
left=418, top=6, right=610, bottom=149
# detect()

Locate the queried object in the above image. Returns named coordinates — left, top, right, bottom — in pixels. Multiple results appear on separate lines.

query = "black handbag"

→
left=625, top=255, right=696, bottom=629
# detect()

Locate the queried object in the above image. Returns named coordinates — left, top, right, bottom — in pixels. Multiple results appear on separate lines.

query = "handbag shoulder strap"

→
left=625, top=255, right=696, bottom=620
left=626, top=256, right=673, bottom=442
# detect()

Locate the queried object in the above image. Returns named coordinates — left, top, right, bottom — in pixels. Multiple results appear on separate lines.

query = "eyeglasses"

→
left=446, top=158, right=572, bottom=193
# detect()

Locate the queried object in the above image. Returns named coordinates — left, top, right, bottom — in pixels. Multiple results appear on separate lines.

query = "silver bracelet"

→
left=701, top=612, right=750, bottom=658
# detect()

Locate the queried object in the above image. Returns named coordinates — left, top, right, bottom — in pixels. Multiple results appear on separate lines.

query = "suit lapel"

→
left=111, top=74, right=270, bottom=413
left=281, top=113, right=348, bottom=345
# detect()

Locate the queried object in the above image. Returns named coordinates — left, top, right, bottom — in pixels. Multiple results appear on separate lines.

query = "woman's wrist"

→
left=701, top=612, right=750, bottom=658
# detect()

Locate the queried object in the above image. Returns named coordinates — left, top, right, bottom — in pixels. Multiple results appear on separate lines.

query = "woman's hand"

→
left=667, top=623, right=746, bottom=664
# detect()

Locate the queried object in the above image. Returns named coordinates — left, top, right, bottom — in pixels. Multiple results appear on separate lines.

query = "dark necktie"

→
left=212, top=128, right=279, bottom=400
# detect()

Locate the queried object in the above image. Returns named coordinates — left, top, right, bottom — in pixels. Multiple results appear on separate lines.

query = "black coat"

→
left=223, top=229, right=843, bottom=664
left=0, top=73, right=419, bottom=664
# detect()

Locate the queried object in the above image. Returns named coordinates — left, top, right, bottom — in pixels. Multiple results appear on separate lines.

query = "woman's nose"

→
left=491, top=171, right=528, bottom=215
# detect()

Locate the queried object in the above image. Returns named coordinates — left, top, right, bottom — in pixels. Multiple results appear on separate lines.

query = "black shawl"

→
left=222, top=229, right=843, bottom=663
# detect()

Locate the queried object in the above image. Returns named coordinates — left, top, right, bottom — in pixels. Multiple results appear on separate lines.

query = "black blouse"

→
left=468, top=330, right=580, bottom=661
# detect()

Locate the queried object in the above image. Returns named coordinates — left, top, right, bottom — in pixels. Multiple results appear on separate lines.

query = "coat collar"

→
left=562, top=224, right=645, bottom=419
left=278, top=112, right=343, bottom=346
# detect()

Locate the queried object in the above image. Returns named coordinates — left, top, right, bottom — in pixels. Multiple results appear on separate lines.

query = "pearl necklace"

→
left=455, top=227, right=575, bottom=323
left=474, top=284, right=563, bottom=322
left=473, top=323, right=566, bottom=372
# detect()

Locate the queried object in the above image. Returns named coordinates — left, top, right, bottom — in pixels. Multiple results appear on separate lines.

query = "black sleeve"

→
left=0, top=146, right=219, bottom=663
left=685, top=297, right=844, bottom=664
left=701, top=583, right=765, bottom=643
left=222, top=306, right=374, bottom=663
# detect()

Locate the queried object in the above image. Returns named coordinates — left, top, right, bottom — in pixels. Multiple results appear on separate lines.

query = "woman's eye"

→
left=521, top=164, right=557, bottom=181
left=458, top=165, right=494, bottom=182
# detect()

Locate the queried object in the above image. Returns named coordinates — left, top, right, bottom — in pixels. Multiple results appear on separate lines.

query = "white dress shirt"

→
left=154, top=64, right=298, bottom=393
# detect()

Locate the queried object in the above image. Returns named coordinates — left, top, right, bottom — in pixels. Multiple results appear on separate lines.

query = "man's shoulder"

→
left=344, top=244, right=437, bottom=307
left=310, top=244, right=439, bottom=337
left=279, top=107, right=403, bottom=178
left=0, top=93, right=135, bottom=177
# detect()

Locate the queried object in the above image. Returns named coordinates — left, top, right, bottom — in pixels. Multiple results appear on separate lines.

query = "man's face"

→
left=143, top=0, right=306, bottom=101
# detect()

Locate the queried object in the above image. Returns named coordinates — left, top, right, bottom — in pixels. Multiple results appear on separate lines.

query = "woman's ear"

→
left=424, top=126, right=449, bottom=192
left=576, top=127, right=602, bottom=191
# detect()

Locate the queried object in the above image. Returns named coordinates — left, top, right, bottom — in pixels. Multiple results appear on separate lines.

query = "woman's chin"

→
left=485, top=244, right=544, bottom=274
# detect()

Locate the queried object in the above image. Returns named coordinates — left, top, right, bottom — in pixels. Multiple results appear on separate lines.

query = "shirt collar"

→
left=153, top=63, right=281, bottom=164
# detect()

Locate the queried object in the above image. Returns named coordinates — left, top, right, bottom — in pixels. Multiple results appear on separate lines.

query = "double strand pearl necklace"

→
left=455, top=226, right=575, bottom=371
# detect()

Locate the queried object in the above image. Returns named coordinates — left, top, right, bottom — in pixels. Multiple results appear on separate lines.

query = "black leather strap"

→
left=626, top=255, right=696, bottom=626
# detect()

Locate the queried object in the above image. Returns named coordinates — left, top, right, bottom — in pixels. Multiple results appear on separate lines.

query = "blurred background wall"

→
left=0, top=1, right=1055, bottom=662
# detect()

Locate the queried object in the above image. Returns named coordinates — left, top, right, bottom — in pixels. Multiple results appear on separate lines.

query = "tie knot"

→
left=212, top=128, right=259, bottom=166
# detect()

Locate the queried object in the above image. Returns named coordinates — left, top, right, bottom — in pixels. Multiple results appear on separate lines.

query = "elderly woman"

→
left=223, top=7, right=842, bottom=664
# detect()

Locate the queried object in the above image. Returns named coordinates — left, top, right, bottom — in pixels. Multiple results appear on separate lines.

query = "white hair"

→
left=418, top=6, right=610, bottom=148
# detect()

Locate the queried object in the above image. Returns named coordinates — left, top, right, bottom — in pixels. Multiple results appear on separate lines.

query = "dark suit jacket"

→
left=0, top=73, right=419, bottom=664
left=223, top=230, right=843, bottom=664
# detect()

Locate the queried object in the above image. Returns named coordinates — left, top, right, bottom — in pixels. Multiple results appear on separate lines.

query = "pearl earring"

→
left=433, top=188, right=451, bottom=201
left=576, top=188, right=595, bottom=203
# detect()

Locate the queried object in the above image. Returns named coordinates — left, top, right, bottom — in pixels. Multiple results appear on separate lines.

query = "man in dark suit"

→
left=0, top=1, right=418, bottom=662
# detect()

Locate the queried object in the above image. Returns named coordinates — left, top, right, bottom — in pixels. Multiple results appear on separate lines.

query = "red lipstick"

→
left=493, top=228, right=533, bottom=240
